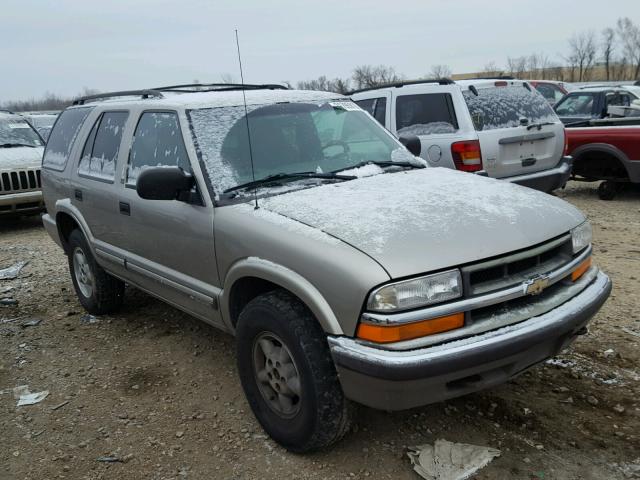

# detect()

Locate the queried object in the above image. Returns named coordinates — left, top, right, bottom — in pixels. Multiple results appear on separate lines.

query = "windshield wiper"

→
left=0, top=143, right=37, bottom=148
left=332, top=160, right=425, bottom=174
left=223, top=171, right=356, bottom=194
left=526, top=122, right=555, bottom=131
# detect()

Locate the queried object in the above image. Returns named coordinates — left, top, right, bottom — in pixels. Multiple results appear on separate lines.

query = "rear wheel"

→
left=67, top=229, right=124, bottom=315
left=598, top=180, right=619, bottom=201
left=236, top=290, right=351, bottom=452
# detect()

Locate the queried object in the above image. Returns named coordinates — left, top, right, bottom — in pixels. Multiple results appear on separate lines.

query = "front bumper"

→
left=501, top=156, right=573, bottom=193
left=328, top=270, right=611, bottom=410
left=0, top=190, right=44, bottom=215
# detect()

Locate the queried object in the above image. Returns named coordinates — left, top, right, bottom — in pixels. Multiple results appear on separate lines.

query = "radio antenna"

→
left=235, top=29, right=259, bottom=210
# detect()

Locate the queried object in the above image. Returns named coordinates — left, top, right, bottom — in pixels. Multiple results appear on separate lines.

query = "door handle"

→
left=74, top=189, right=83, bottom=201
left=119, top=201, right=131, bottom=216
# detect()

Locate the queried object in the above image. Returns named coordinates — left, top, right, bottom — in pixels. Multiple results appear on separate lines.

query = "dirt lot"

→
left=1, top=181, right=639, bottom=480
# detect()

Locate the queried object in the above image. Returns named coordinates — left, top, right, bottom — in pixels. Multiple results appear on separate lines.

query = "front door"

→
left=116, top=110, right=221, bottom=326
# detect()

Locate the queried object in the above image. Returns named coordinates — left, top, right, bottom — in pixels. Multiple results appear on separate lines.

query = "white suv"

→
left=351, top=78, right=572, bottom=192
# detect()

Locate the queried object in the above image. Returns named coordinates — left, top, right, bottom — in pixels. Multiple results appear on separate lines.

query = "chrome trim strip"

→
left=126, top=262, right=214, bottom=306
left=95, top=247, right=125, bottom=268
left=361, top=245, right=592, bottom=325
left=498, top=132, right=555, bottom=144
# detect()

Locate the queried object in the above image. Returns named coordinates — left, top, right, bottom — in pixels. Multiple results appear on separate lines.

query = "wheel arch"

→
left=54, top=200, right=94, bottom=255
left=221, top=258, right=344, bottom=336
left=571, top=143, right=631, bottom=181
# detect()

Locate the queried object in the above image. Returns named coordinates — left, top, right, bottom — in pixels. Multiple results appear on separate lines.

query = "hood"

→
left=260, top=168, right=586, bottom=279
left=0, top=146, right=44, bottom=170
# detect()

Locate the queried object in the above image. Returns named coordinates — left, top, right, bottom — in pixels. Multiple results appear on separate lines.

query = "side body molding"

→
left=220, top=257, right=344, bottom=336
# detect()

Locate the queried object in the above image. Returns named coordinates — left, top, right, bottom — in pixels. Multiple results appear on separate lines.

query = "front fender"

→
left=220, top=257, right=344, bottom=336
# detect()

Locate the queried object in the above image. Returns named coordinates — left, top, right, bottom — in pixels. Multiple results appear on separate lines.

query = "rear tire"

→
left=67, top=229, right=124, bottom=315
left=236, top=290, right=351, bottom=452
left=598, top=181, right=618, bottom=201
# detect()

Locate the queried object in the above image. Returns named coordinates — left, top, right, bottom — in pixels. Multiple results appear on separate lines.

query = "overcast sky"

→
left=2, top=0, right=639, bottom=101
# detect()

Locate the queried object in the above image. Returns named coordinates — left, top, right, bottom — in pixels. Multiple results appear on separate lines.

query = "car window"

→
left=42, top=107, right=92, bottom=171
left=606, top=93, right=632, bottom=107
left=373, top=98, right=387, bottom=126
left=554, top=93, right=596, bottom=117
left=395, top=93, right=458, bottom=136
left=355, top=98, right=387, bottom=127
left=187, top=101, right=413, bottom=199
left=78, top=111, right=128, bottom=182
left=535, top=84, right=564, bottom=104
left=463, top=85, right=557, bottom=130
left=0, top=116, right=43, bottom=148
left=355, top=99, right=375, bottom=116
left=126, top=111, right=191, bottom=186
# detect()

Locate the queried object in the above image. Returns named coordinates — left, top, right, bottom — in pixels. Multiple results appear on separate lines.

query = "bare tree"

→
left=602, top=28, right=616, bottom=80
left=428, top=64, right=452, bottom=79
left=351, top=65, right=402, bottom=90
left=567, top=31, right=597, bottom=81
left=482, top=61, right=503, bottom=77
left=506, top=56, right=527, bottom=78
left=547, top=64, right=565, bottom=81
left=617, top=17, right=640, bottom=80
left=297, top=76, right=351, bottom=94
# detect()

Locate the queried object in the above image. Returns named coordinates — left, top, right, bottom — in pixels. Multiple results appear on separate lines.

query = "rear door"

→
left=390, top=87, right=465, bottom=169
left=462, top=82, right=564, bottom=179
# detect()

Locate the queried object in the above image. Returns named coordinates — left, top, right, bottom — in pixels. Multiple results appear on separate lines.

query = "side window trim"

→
left=77, top=110, right=129, bottom=184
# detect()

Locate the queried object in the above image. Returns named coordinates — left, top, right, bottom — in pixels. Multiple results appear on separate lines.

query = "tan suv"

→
left=41, top=84, right=611, bottom=452
left=0, top=111, right=45, bottom=216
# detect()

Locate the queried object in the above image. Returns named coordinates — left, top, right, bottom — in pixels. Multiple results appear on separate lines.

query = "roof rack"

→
left=73, top=89, right=164, bottom=105
left=152, top=83, right=289, bottom=93
left=578, top=84, right=626, bottom=89
left=347, top=78, right=454, bottom=95
left=0, top=109, right=14, bottom=114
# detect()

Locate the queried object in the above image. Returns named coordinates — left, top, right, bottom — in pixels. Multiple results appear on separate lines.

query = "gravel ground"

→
left=1, top=181, right=639, bottom=480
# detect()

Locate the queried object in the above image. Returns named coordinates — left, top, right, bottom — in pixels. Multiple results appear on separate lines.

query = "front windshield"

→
left=0, top=117, right=43, bottom=147
left=187, top=100, right=415, bottom=199
left=554, top=93, right=596, bottom=117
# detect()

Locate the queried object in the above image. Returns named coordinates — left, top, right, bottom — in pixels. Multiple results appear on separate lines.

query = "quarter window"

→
left=395, top=93, right=458, bottom=136
left=78, top=112, right=128, bottom=182
left=355, top=98, right=387, bottom=127
left=127, top=112, right=191, bottom=186
left=42, top=107, right=92, bottom=171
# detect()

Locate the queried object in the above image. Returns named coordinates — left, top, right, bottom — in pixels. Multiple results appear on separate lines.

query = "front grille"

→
left=462, top=234, right=573, bottom=297
left=0, top=168, right=42, bottom=194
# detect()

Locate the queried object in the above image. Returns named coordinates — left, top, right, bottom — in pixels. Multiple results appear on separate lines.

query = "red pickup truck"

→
left=566, top=119, right=640, bottom=200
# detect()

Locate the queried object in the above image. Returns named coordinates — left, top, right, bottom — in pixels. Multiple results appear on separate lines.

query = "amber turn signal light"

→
left=571, top=256, right=592, bottom=282
left=356, top=313, right=464, bottom=344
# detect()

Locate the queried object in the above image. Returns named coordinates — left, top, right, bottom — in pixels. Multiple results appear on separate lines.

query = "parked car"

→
left=42, top=84, right=611, bottom=452
left=20, top=111, right=60, bottom=141
left=0, top=111, right=45, bottom=217
left=566, top=118, right=640, bottom=199
left=527, top=80, right=569, bottom=105
left=351, top=78, right=572, bottom=193
left=554, top=85, right=640, bottom=125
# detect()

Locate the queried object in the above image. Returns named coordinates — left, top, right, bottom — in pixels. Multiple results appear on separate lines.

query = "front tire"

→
left=598, top=180, right=618, bottom=200
left=236, top=290, right=351, bottom=452
left=67, top=229, right=124, bottom=315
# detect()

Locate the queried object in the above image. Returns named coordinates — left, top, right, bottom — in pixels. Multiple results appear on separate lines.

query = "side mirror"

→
left=136, top=167, right=195, bottom=202
left=399, top=136, right=421, bottom=157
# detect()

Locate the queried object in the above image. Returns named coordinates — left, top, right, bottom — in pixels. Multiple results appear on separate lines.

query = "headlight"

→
left=367, top=270, right=462, bottom=312
left=571, top=221, right=592, bottom=254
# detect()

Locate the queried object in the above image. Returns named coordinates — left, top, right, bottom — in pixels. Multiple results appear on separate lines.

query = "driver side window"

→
left=127, top=111, right=191, bottom=186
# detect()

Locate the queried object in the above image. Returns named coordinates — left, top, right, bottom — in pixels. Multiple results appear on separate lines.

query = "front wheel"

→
left=236, top=290, right=351, bottom=452
left=67, top=229, right=124, bottom=315
left=598, top=180, right=619, bottom=201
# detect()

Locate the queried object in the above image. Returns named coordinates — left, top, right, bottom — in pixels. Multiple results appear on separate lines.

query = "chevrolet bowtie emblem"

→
left=523, top=274, right=550, bottom=295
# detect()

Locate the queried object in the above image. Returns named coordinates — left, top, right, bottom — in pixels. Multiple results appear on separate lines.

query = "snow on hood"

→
left=0, top=146, right=44, bottom=169
left=259, top=168, right=585, bottom=278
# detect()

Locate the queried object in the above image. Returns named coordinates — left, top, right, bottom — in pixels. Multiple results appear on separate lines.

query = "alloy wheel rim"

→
left=73, top=247, right=94, bottom=299
left=252, top=332, right=302, bottom=418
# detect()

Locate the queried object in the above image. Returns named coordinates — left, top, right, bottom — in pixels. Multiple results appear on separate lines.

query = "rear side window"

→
left=126, top=112, right=191, bottom=186
left=534, top=84, right=564, bottom=104
left=355, top=98, right=387, bottom=127
left=554, top=93, right=596, bottom=118
left=42, top=107, right=92, bottom=171
left=395, top=93, right=458, bottom=136
left=463, top=85, right=557, bottom=130
left=78, top=111, right=128, bottom=182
